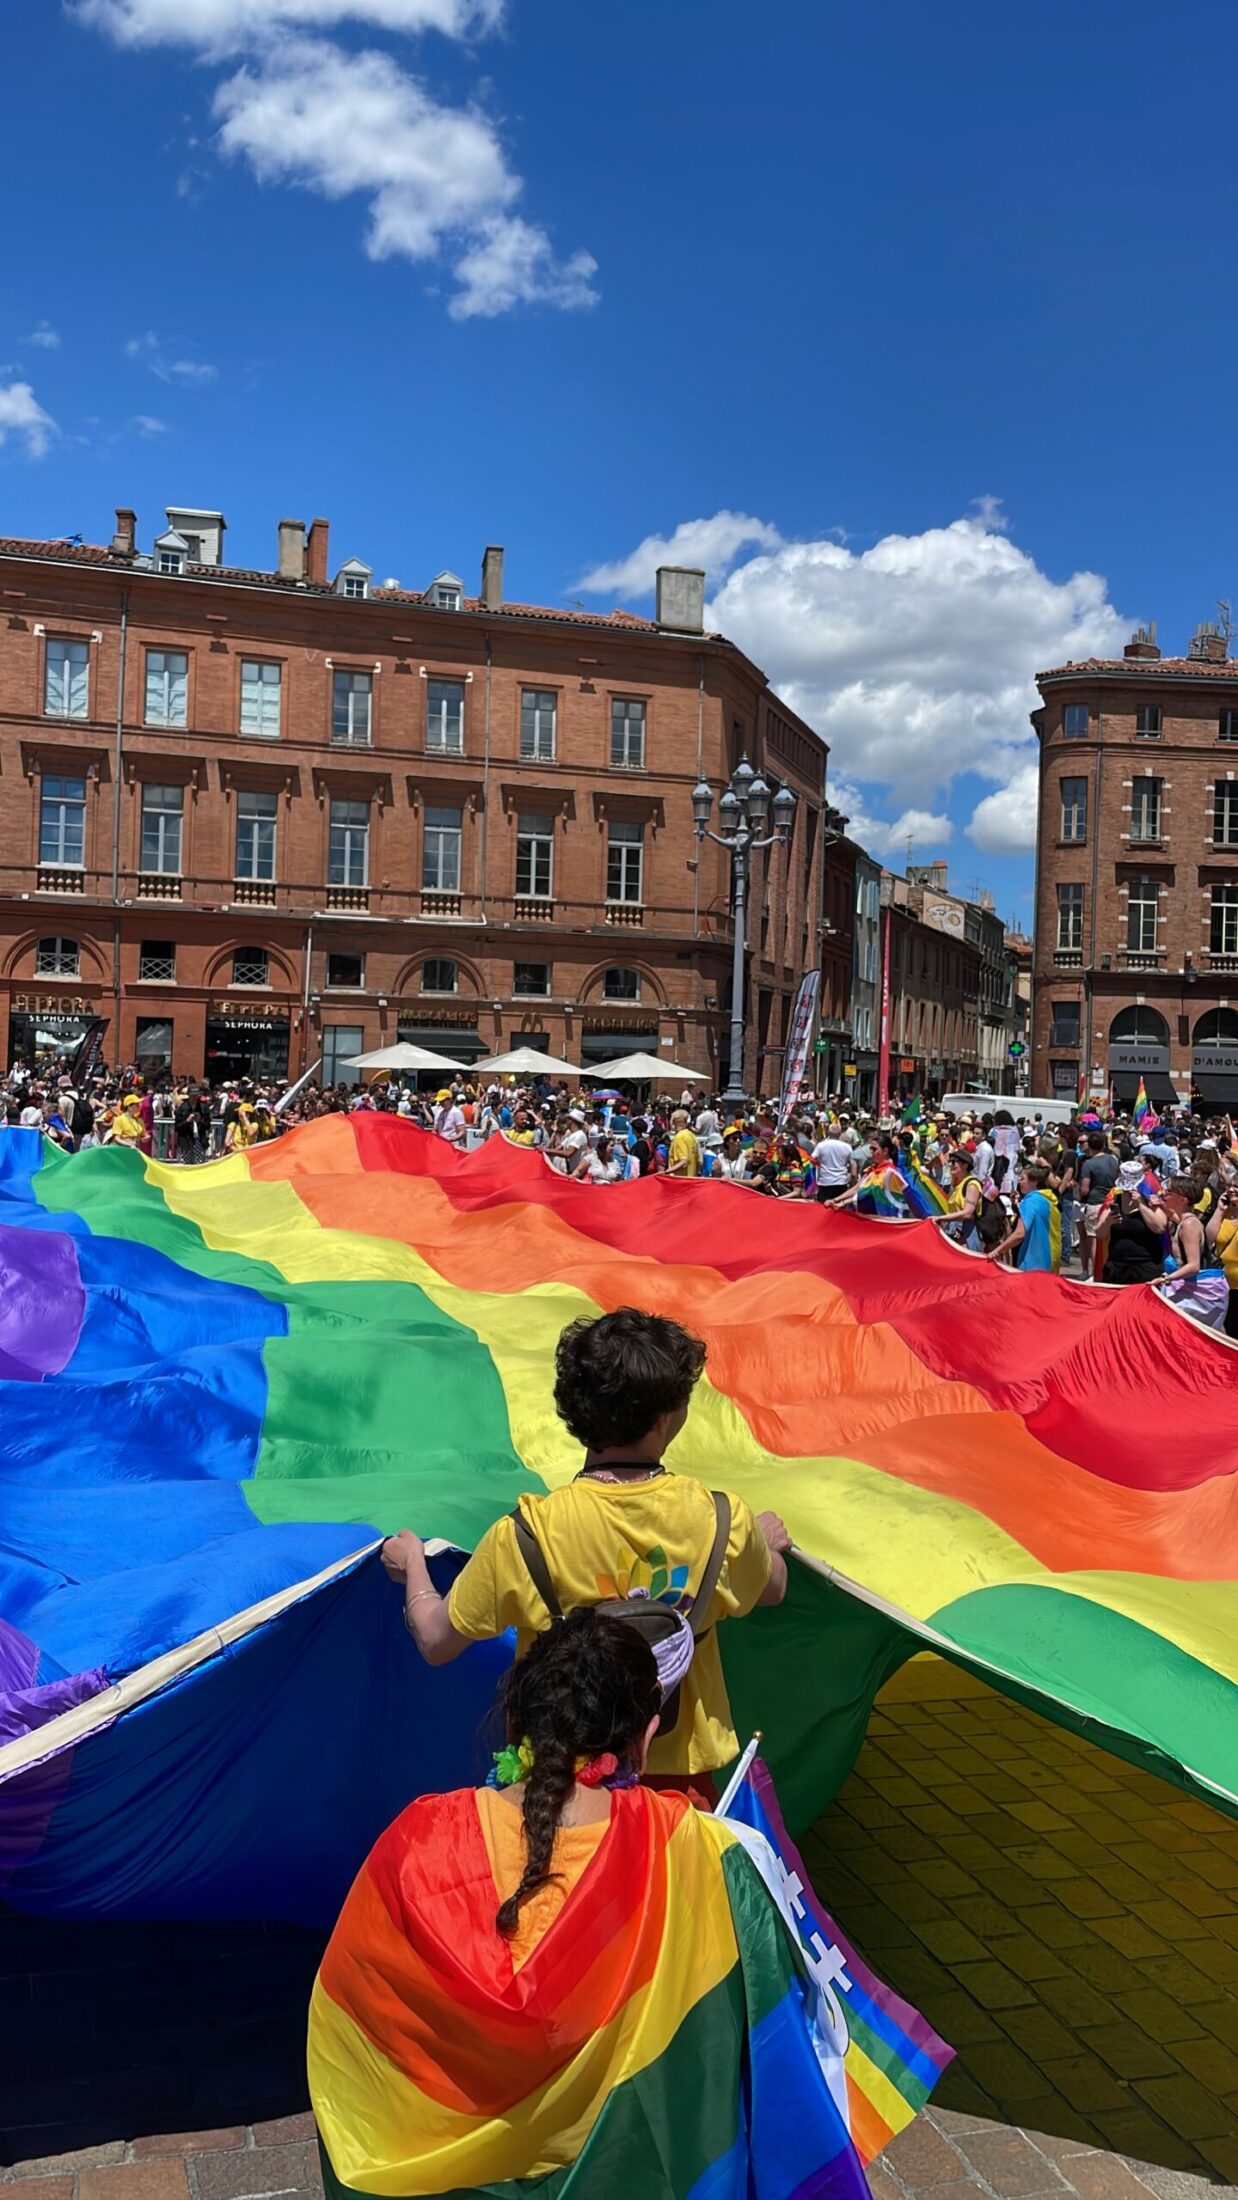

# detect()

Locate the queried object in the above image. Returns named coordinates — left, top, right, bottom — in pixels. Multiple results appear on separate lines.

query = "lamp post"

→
left=692, top=758, right=796, bottom=1111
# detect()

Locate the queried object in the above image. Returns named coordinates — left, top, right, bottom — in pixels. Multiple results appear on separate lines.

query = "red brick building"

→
left=1033, top=623, right=1238, bottom=1112
left=0, top=507, right=827, bottom=1090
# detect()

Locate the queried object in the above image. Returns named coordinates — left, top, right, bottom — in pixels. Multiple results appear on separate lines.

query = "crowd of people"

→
left=6, top=1053, right=1238, bottom=1334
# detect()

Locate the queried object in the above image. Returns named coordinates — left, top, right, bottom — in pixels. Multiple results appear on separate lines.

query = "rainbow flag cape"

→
left=309, top=1783, right=868, bottom=2200
left=900, top=1148, right=949, bottom=1218
left=853, top=1163, right=907, bottom=1218
left=2, top=1116, right=1238, bottom=1936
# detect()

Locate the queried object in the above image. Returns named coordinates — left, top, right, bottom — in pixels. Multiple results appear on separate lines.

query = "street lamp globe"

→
left=747, top=774, right=770, bottom=830
left=691, top=778, right=714, bottom=830
left=731, top=757, right=755, bottom=806
left=718, top=787, right=742, bottom=830
left=773, top=784, right=797, bottom=839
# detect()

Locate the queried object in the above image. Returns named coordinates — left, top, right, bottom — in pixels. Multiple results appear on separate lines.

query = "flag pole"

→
left=714, top=1730, right=763, bottom=1816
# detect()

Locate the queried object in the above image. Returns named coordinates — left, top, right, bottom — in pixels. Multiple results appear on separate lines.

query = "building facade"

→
left=1032, top=623, right=1238, bottom=1112
left=0, top=509, right=827, bottom=1090
left=881, top=867, right=982, bottom=1100
left=816, top=813, right=857, bottom=1096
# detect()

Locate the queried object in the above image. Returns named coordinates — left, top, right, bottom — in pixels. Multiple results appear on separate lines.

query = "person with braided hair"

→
left=310, top=1610, right=867, bottom=2200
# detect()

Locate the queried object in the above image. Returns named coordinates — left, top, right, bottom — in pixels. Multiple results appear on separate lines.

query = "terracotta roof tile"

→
left=0, top=537, right=659, bottom=630
left=1040, top=655, right=1238, bottom=680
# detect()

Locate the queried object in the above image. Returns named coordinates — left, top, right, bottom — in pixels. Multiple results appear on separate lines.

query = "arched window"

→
left=421, top=958, right=458, bottom=995
left=34, top=936, right=80, bottom=977
left=1108, top=1005, right=1169, bottom=1046
left=602, top=966, right=641, bottom=1002
left=231, top=946, right=269, bottom=988
left=1193, top=1008, right=1238, bottom=1049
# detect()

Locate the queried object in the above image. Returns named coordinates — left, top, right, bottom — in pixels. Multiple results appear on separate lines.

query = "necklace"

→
left=577, top=1463, right=666, bottom=1485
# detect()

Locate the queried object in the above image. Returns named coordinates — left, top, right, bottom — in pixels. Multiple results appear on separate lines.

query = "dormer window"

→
left=154, top=528, right=189, bottom=576
left=428, top=570, right=464, bottom=612
left=335, top=558, right=372, bottom=601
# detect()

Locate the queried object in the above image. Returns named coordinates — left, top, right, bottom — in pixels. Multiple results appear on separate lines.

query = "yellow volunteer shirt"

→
left=447, top=1475, right=772, bottom=1773
left=668, top=1129, right=701, bottom=1177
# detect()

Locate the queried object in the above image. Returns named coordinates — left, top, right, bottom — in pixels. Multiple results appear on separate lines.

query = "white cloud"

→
left=77, top=2, right=594, bottom=321
left=0, top=383, right=56, bottom=458
left=126, top=331, right=218, bottom=382
left=967, top=763, right=1040, bottom=854
left=213, top=38, right=593, bottom=317
left=696, top=513, right=1128, bottom=856
left=26, top=321, right=61, bottom=350
left=73, top=0, right=502, bottom=50
left=577, top=512, right=784, bottom=599
left=133, top=413, right=170, bottom=437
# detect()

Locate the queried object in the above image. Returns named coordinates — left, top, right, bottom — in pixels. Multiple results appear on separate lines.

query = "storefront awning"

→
left=397, top=1024, right=485, bottom=1059
left=580, top=1030, right=659, bottom=1063
left=1111, top=1070, right=1175, bottom=1107
left=1191, top=1072, right=1238, bottom=1107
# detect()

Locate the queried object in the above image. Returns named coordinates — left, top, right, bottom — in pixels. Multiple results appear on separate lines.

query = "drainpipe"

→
left=480, top=631, right=492, bottom=923
left=1085, top=708, right=1104, bottom=1095
left=692, top=652, right=704, bottom=937
left=111, top=586, right=129, bottom=1053
left=302, top=916, right=314, bottom=1075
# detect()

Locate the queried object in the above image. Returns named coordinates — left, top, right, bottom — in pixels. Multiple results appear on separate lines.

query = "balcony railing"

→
left=514, top=896, right=554, bottom=924
left=326, top=886, right=369, bottom=912
left=1053, top=947, right=1082, bottom=966
left=1121, top=948, right=1165, bottom=970
left=605, top=901, right=645, bottom=927
left=233, top=879, right=277, bottom=908
left=37, top=866, right=85, bottom=894
left=421, top=890, right=462, bottom=919
left=137, top=873, right=182, bottom=900
left=1206, top=951, right=1238, bottom=973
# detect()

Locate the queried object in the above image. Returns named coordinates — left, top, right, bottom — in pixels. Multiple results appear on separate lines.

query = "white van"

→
left=939, top=1091, right=1076, bottom=1125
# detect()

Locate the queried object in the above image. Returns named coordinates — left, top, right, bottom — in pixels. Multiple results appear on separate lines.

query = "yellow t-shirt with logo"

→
left=447, top=1474, right=772, bottom=1773
left=668, top=1129, right=702, bottom=1177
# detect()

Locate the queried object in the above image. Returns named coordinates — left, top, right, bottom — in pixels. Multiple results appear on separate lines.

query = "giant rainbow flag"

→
left=2, top=1116, right=1237, bottom=1934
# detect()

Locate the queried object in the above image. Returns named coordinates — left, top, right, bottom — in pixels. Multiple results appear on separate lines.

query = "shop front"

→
left=1109, top=1038, right=1174, bottom=1112
left=397, top=1015, right=488, bottom=1087
left=578, top=1022, right=660, bottom=1068
left=1190, top=1010, right=1238, bottom=1113
left=7, top=990, right=103, bottom=1071
left=205, top=1008, right=290, bottom=1085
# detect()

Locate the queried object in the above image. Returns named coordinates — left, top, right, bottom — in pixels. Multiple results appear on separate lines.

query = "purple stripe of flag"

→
left=0, top=1221, right=85, bottom=1381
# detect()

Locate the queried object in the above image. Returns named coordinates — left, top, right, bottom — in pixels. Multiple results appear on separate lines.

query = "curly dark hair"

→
left=494, top=1610, right=660, bottom=1936
left=552, top=1307, right=706, bottom=1451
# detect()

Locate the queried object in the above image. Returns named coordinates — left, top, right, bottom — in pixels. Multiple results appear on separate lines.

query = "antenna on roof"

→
left=1219, top=600, right=1233, bottom=650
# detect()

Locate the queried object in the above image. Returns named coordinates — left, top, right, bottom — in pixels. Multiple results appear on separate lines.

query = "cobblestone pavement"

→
left=799, top=1659, right=1238, bottom=2190
left=5, top=1657, right=1234, bottom=2198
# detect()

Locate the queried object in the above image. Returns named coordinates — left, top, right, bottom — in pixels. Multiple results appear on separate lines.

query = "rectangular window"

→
left=610, top=697, right=646, bottom=769
left=232, top=947, right=269, bottom=987
left=332, top=669, right=372, bottom=745
left=1211, top=884, right=1238, bottom=955
left=328, top=798, right=369, bottom=887
left=513, top=961, right=550, bottom=996
left=240, top=659, right=282, bottom=737
left=1130, top=777, right=1162, bottom=842
left=1220, top=711, right=1238, bottom=744
left=235, top=789, right=277, bottom=881
left=515, top=812, right=554, bottom=899
left=1135, top=705, right=1162, bottom=738
left=323, top=1024, right=365, bottom=1081
left=422, top=957, right=458, bottom=993
left=45, top=638, right=89, bottom=720
left=1055, top=882, right=1084, bottom=952
left=1050, top=1000, right=1080, bottom=1046
left=606, top=818, right=644, bottom=903
left=145, top=649, right=188, bottom=728
left=35, top=936, right=80, bottom=976
left=520, top=689, right=557, bottom=762
left=426, top=678, right=464, bottom=754
left=139, top=782, right=184, bottom=874
left=1063, top=703, right=1089, bottom=739
left=326, top=952, right=364, bottom=989
left=39, top=774, right=86, bottom=866
left=1214, top=781, right=1238, bottom=846
left=139, top=940, right=176, bottom=982
left=1127, top=877, right=1159, bottom=952
left=422, top=804, right=461, bottom=892
left=1060, top=775, right=1087, bottom=841
left=603, top=966, right=640, bottom=1000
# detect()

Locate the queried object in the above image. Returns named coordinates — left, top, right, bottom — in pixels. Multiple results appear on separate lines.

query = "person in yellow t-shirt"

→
left=381, top=1308, right=789, bottom=1799
left=666, top=1110, right=702, bottom=1178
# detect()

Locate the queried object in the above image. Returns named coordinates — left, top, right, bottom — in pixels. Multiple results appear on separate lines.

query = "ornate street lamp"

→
left=692, top=758, right=796, bottom=1111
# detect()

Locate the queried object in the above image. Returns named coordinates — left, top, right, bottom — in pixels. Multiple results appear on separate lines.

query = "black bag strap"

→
left=508, top=1488, right=731, bottom=1635
left=508, top=1508, right=564, bottom=1623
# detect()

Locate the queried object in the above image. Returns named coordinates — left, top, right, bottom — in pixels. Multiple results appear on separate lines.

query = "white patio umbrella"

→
left=341, top=1042, right=466, bottom=1072
left=583, top=1052, right=709, bottom=1083
left=473, top=1046, right=585, bottom=1078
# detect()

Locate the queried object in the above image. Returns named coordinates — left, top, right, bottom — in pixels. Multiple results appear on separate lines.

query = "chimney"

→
left=111, top=506, right=137, bottom=558
left=1124, top=621, right=1161, bottom=662
left=481, top=543, right=504, bottom=611
left=306, top=517, right=330, bottom=586
left=1189, top=622, right=1228, bottom=664
left=655, top=566, right=705, bottom=634
left=277, top=518, right=306, bottom=582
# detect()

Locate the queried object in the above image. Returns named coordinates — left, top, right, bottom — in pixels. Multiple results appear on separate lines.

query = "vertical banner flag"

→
left=274, top=1059, right=322, bottom=1116
left=68, top=1016, right=109, bottom=1088
left=779, top=970, right=820, bottom=1126
left=877, top=906, right=892, bottom=1120
left=721, top=1756, right=953, bottom=2162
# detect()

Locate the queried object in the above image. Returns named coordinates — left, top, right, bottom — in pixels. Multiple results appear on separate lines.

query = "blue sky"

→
left=5, top=0, right=1238, bottom=924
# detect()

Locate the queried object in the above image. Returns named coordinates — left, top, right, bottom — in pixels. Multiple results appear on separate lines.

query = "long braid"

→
left=493, top=1611, right=660, bottom=1937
